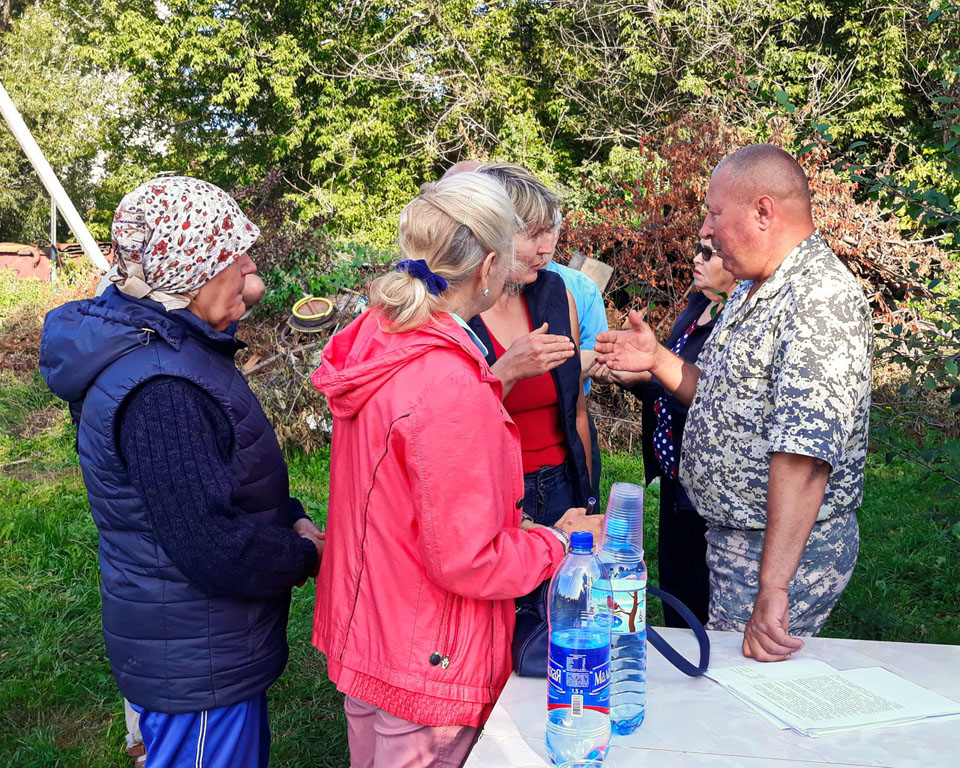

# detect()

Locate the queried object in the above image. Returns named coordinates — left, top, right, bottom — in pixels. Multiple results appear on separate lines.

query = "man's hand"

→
left=492, top=322, right=575, bottom=391
left=594, top=310, right=661, bottom=373
left=744, top=453, right=830, bottom=660
left=742, top=585, right=805, bottom=662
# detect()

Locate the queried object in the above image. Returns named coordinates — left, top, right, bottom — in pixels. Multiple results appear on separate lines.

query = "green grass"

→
left=821, top=439, right=960, bottom=644
left=1, top=373, right=957, bottom=765
left=0, top=271, right=55, bottom=318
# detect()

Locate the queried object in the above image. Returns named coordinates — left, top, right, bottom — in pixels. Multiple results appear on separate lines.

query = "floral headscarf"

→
left=110, top=176, right=260, bottom=310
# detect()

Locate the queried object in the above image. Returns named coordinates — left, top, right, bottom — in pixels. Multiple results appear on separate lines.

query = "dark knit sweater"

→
left=119, top=376, right=318, bottom=599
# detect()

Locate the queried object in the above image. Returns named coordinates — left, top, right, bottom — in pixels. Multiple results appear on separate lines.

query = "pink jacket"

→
left=311, top=310, right=565, bottom=727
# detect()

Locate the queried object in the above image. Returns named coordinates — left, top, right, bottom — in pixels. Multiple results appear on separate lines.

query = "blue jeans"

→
left=522, top=462, right=576, bottom=527
left=517, top=463, right=577, bottom=615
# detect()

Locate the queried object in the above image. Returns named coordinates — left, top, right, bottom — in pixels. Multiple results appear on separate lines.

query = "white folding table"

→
left=465, top=628, right=960, bottom=768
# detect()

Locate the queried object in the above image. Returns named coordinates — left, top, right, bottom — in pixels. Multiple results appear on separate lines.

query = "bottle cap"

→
left=570, top=531, right=594, bottom=553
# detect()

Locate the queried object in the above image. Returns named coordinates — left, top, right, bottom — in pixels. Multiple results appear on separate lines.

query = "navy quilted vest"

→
left=469, top=270, right=594, bottom=504
left=40, top=287, right=292, bottom=713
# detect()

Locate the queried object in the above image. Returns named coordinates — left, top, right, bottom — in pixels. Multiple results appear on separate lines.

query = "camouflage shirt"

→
left=679, top=233, right=872, bottom=530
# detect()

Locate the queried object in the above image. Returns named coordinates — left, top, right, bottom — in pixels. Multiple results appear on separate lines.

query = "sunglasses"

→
left=695, top=243, right=716, bottom=261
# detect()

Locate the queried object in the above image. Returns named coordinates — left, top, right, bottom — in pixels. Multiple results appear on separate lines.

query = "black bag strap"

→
left=646, top=587, right=710, bottom=677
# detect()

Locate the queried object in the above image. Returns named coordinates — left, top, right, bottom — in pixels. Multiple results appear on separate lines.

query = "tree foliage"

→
left=748, top=4, right=960, bottom=487
left=557, top=113, right=956, bottom=331
left=3, top=0, right=958, bottom=484
left=1, top=6, right=116, bottom=240
left=2, top=0, right=954, bottom=245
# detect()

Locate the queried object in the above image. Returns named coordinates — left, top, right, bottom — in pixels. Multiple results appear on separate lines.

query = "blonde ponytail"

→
left=369, top=172, right=521, bottom=331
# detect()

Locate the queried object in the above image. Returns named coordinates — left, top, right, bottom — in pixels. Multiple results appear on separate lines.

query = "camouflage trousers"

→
left=704, top=512, right=859, bottom=636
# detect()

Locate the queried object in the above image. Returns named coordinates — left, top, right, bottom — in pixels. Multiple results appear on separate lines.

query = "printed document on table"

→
left=706, top=659, right=960, bottom=736
left=705, top=659, right=830, bottom=730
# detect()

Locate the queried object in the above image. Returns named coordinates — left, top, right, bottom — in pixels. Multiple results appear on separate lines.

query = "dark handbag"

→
left=511, top=585, right=710, bottom=677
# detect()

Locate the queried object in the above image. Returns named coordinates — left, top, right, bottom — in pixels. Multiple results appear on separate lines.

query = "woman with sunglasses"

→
left=592, top=239, right=736, bottom=627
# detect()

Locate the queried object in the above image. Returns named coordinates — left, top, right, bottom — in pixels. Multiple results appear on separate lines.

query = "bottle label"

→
left=608, top=578, right=646, bottom=635
left=548, top=642, right=610, bottom=716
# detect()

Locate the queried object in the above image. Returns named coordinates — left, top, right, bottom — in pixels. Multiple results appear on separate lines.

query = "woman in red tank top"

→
left=474, top=165, right=594, bottom=528
left=487, top=308, right=570, bottom=477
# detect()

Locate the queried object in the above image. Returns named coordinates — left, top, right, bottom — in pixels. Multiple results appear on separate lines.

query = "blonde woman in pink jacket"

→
left=311, top=172, right=602, bottom=768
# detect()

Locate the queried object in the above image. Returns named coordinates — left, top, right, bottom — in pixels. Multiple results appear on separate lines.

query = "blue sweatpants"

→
left=130, top=693, right=270, bottom=768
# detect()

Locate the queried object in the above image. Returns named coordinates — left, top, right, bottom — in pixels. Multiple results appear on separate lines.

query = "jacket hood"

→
left=40, top=286, right=243, bottom=404
left=311, top=310, right=493, bottom=418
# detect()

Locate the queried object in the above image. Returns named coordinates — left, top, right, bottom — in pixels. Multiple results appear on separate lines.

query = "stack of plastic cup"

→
left=598, top=481, right=647, bottom=735
left=600, top=482, right=643, bottom=551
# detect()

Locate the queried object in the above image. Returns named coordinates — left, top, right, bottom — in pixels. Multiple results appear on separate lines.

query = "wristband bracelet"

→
left=547, top=526, right=570, bottom=553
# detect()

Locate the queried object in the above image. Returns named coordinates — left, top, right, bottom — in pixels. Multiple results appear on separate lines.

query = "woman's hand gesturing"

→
left=491, top=322, right=574, bottom=393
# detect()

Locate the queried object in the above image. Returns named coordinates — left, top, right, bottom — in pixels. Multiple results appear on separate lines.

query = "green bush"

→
left=258, top=243, right=394, bottom=316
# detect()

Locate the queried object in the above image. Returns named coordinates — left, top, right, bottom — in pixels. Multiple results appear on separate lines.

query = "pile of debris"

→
left=0, top=242, right=113, bottom=280
left=238, top=292, right=369, bottom=452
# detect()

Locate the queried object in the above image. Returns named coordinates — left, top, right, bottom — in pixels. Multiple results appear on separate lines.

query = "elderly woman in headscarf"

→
left=40, top=177, right=323, bottom=768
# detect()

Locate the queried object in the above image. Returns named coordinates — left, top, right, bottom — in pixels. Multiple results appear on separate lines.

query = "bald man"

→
left=442, top=160, right=482, bottom=178
left=596, top=144, right=872, bottom=662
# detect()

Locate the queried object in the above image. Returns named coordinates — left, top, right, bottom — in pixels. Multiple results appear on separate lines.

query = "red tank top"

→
left=484, top=301, right=568, bottom=474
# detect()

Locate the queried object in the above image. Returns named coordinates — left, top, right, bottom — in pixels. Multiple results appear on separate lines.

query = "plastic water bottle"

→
left=545, top=531, right=612, bottom=765
left=598, top=482, right=647, bottom=735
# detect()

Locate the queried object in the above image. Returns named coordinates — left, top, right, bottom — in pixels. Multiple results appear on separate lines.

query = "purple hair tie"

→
left=396, top=259, right=448, bottom=296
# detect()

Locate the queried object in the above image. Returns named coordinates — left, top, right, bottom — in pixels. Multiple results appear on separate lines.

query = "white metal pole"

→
left=0, top=79, right=109, bottom=272
left=50, top=197, right=58, bottom=282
